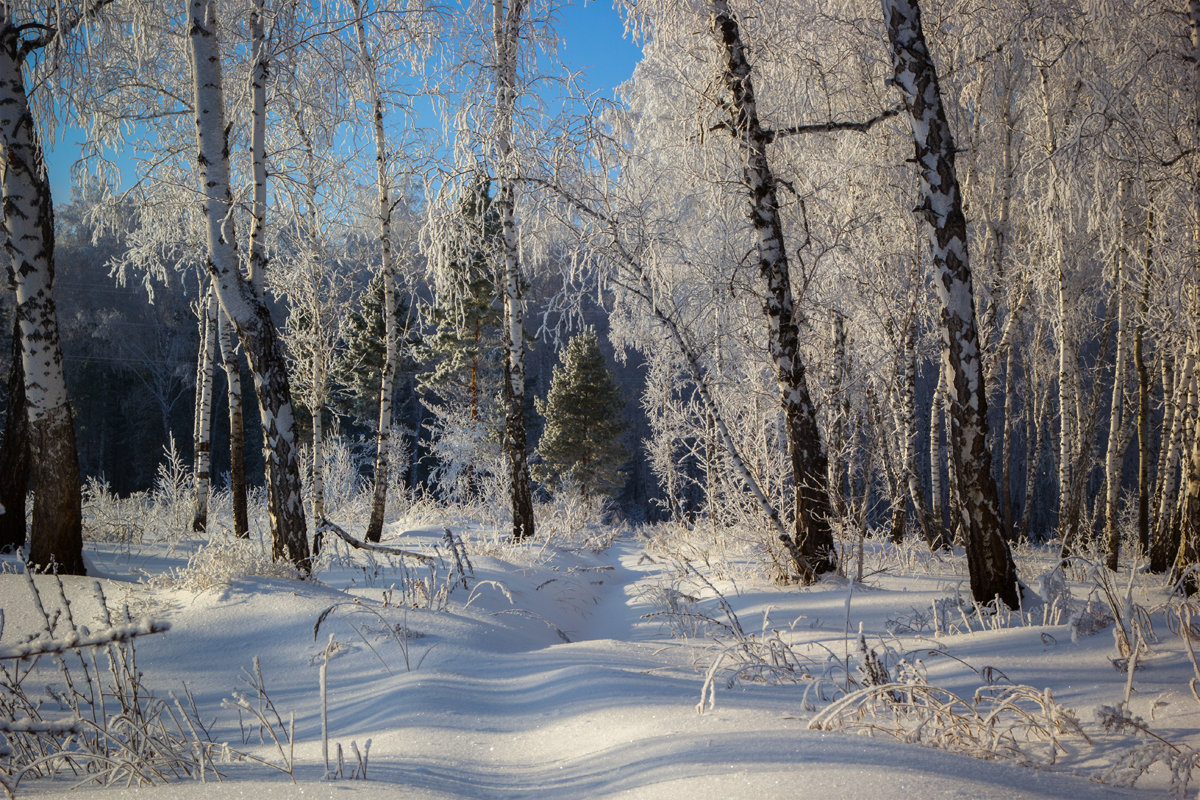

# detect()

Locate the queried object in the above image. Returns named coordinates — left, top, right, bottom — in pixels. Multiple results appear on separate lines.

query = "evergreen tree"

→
left=535, top=331, right=628, bottom=500
left=418, top=176, right=504, bottom=418
left=417, top=176, right=506, bottom=498
left=338, top=270, right=411, bottom=427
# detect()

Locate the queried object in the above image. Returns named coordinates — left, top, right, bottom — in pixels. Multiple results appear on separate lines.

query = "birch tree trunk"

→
left=882, top=0, right=1020, bottom=607
left=1134, top=220, right=1153, bottom=556
left=930, top=360, right=945, bottom=539
left=0, top=317, right=29, bottom=552
left=189, top=0, right=308, bottom=569
left=247, top=0, right=267, bottom=295
left=0, top=18, right=83, bottom=574
left=707, top=0, right=837, bottom=581
left=352, top=0, right=399, bottom=543
left=217, top=309, right=249, bottom=538
left=191, top=286, right=217, bottom=532
left=1104, top=239, right=1129, bottom=571
left=1153, top=353, right=1191, bottom=572
left=494, top=0, right=535, bottom=542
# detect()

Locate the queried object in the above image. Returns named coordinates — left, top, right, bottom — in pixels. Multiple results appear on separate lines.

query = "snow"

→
left=1, top=519, right=1189, bottom=799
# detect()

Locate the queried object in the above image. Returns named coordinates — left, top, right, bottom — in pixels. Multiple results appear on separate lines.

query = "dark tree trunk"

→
left=0, top=317, right=29, bottom=552
left=217, top=310, right=249, bottom=538
left=882, top=0, right=1019, bottom=607
left=707, top=0, right=837, bottom=581
left=494, top=0, right=536, bottom=542
left=0, top=20, right=83, bottom=574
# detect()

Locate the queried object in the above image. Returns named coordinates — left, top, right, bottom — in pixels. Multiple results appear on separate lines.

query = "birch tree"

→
left=188, top=0, right=309, bottom=569
left=702, top=0, right=837, bottom=579
left=881, top=0, right=1021, bottom=607
left=0, top=2, right=108, bottom=574
left=491, top=0, right=536, bottom=541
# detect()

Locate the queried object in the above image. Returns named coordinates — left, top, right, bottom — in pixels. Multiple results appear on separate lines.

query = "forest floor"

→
left=1, top=510, right=1195, bottom=798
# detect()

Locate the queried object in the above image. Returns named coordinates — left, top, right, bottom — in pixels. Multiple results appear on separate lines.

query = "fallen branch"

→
left=316, top=520, right=435, bottom=563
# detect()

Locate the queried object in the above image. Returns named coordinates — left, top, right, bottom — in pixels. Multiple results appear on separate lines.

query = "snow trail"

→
left=7, top=535, right=1155, bottom=799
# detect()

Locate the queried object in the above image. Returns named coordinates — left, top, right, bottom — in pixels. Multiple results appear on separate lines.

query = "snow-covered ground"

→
left=2, top=513, right=1194, bottom=799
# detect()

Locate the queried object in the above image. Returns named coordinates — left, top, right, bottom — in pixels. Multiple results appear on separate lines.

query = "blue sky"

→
left=44, top=0, right=643, bottom=202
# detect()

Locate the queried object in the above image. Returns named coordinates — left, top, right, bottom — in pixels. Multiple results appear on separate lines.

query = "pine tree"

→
left=417, top=176, right=506, bottom=498
left=535, top=331, right=628, bottom=500
left=419, top=177, right=504, bottom=424
left=338, top=270, right=410, bottom=427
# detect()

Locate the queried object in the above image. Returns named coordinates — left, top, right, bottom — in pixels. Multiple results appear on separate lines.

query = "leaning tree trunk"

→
left=882, top=0, right=1020, bottom=607
left=494, top=0, right=536, bottom=542
left=0, top=317, right=29, bottom=552
left=352, top=0, right=399, bottom=543
left=217, top=309, right=249, bottom=538
left=191, top=286, right=217, bottom=532
left=0, top=20, right=83, bottom=574
left=707, top=0, right=837, bottom=581
left=189, top=0, right=308, bottom=569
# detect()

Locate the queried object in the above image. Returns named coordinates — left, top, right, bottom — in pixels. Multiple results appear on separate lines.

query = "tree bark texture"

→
left=1104, top=238, right=1129, bottom=572
left=708, top=0, right=837, bottom=581
left=191, top=286, right=217, bottom=532
left=352, top=0, right=399, bottom=543
left=189, top=0, right=309, bottom=569
left=1176, top=0, right=1200, bottom=594
left=882, top=0, right=1019, bottom=607
left=217, top=308, right=249, bottom=538
left=248, top=0, right=268, bottom=296
left=0, top=19, right=83, bottom=574
left=0, top=316, right=29, bottom=551
left=494, top=0, right=535, bottom=542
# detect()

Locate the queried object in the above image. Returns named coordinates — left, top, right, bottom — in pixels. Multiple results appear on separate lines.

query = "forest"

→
left=3, top=0, right=1200, bottom=796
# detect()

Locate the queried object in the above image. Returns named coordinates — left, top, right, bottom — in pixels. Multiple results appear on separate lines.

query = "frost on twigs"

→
left=809, top=677, right=1089, bottom=769
left=0, top=577, right=219, bottom=795
left=146, top=537, right=303, bottom=593
left=1097, top=703, right=1200, bottom=797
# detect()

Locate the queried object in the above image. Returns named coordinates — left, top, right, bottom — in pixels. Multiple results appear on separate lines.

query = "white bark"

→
left=493, top=0, right=535, bottom=542
left=191, top=285, right=217, bottom=532
left=188, top=0, right=309, bottom=569
left=883, top=0, right=1020, bottom=607
left=352, top=0, right=400, bottom=543
left=0, top=16, right=83, bottom=573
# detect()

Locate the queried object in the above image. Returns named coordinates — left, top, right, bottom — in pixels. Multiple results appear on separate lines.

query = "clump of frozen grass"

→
left=81, top=478, right=148, bottom=544
left=1096, top=702, right=1200, bottom=797
left=152, top=435, right=192, bottom=539
left=80, top=439, right=194, bottom=546
left=538, top=482, right=621, bottom=552
left=146, top=537, right=303, bottom=593
left=809, top=672, right=1090, bottom=769
left=0, top=575, right=220, bottom=795
left=643, top=562, right=843, bottom=711
left=222, top=658, right=296, bottom=782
